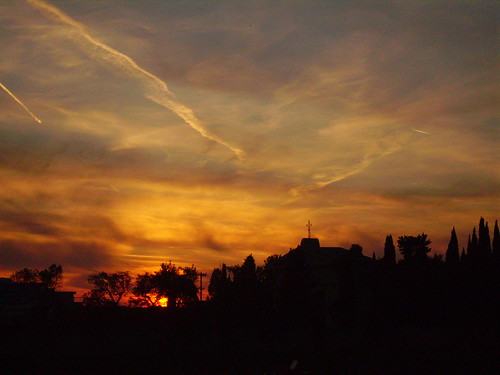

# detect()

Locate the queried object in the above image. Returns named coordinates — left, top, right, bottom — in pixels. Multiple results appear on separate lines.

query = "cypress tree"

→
left=485, top=222, right=492, bottom=256
left=383, top=234, right=396, bottom=265
left=477, top=217, right=492, bottom=259
left=446, top=227, right=460, bottom=265
left=460, top=248, right=467, bottom=263
left=470, top=227, right=478, bottom=261
left=478, top=217, right=486, bottom=259
left=492, top=220, right=500, bottom=261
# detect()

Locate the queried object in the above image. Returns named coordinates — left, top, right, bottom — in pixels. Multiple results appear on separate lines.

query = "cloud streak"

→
left=0, top=82, right=42, bottom=124
left=413, top=129, right=431, bottom=135
left=26, top=0, right=244, bottom=159
left=0, top=1, right=496, bottom=293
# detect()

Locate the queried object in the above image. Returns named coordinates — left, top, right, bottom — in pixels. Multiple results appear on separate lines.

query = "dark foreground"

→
left=1, top=304, right=498, bottom=375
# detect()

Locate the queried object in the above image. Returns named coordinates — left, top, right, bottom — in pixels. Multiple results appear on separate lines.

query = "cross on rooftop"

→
left=306, top=220, right=312, bottom=238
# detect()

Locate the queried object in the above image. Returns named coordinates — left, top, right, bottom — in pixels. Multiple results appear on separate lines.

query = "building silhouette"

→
left=278, top=230, right=376, bottom=329
left=0, top=277, right=75, bottom=316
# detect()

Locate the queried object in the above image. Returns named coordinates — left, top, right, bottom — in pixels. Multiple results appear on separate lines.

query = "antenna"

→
left=306, top=220, right=312, bottom=238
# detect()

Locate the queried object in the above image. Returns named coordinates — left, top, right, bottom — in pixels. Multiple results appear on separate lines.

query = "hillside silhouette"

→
left=0, top=217, right=498, bottom=374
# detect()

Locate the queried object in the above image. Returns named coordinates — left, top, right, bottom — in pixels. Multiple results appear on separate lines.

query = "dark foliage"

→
left=2, top=217, right=498, bottom=374
left=10, top=264, right=63, bottom=289
left=397, top=233, right=431, bottom=264
left=83, top=271, right=132, bottom=306
left=446, top=227, right=460, bottom=265
left=383, top=234, right=396, bottom=265
left=130, top=262, right=198, bottom=309
left=10, top=267, right=38, bottom=283
left=493, top=220, right=500, bottom=261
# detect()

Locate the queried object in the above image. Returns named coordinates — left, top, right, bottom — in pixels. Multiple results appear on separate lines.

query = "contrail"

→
left=413, top=128, right=431, bottom=135
left=0, top=82, right=42, bottom=124
left=109, top=184, right=120, bottom=193
left=27, top=0, right=244, bottom=159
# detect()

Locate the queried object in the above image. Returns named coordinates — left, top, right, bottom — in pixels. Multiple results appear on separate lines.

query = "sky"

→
left=0, top=0, right=498, bottom=295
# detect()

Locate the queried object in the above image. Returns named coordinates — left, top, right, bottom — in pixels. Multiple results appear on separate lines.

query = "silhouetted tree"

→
left=477, top=217, right=491, bottom=259
left=181, top=264, right=198, bottom=281
left=383, top=234, right=396, bottom=265
left=130, top=272, right=162, bottom=307
left=460, top=247, right=467, bottom=263
left=237, top=254, right=257, bottom=282
left=208, top=268, right=224, bottom=300
left=173, top=264, right=199, bottom=308
left=10, top=267, right=39, bottom=283
left=38, top=264, right=63, bottom=289
left=446, top=227, right=460, bottom=265
left=469, top=227, right=478, bottom=260
left=466, top=235, right=471, bottom=259
left=155, top=263, right=178, bottom=309
left=260, top=254, right=284, bottom=306
left=233, top=254, right=259, bottom=304
left=485, top=222, right=492, bottom=255
left=208, top=263, right=232, bottom=301
left=131, top=263, right=198, bottom=309
left=10, top=264, right=63, bottom=289
left=492, top=220, right=500, bottom=261
left=82, top=289, right=109, bottom=306
left=431, top=253, right=444, bottom=264
left=84, top=271, right=132, bottom=306
left=397, top=233, right=431, bottom=264
left=263, top=254, right=283, bottom=271
left=227, top=265, right=240, bottom=281
left=164, top=263, right=198, bottom=308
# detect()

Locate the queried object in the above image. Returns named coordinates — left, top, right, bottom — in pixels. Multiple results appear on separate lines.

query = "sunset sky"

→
left=0, top=0, right=498, bottom=295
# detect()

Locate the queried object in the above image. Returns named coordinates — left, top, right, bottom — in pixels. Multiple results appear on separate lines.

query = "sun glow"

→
left=158, top=297, right=168, bottom=307
left=0, top=0, right=496, bottom=299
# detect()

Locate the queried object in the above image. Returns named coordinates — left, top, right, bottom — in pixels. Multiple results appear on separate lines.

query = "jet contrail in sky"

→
left=27, top=0, right=244, bottom=159
left=0, top=82, right=42, bottom=124
left=413, top=128, right=431, bottom=135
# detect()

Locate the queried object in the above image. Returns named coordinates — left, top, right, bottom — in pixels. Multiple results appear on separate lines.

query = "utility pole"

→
left=198, top=272, right=207, bottom=301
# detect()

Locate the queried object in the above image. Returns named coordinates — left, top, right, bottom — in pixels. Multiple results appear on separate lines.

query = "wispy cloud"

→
left=0, top=1, right=496, bottom=292
left=26, top=0, right=244, bottom=159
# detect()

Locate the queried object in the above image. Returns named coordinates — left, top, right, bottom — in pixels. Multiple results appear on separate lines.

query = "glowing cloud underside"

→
left=0, top=82, right=42, bottom=124
left=27, top=0, right=245, bottom=159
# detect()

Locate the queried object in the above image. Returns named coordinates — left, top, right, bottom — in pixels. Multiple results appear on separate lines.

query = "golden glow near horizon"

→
left=0, top=1, right=498, bottom=294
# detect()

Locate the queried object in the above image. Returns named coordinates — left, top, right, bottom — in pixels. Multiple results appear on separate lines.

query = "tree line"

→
left=8, top=262, right=200, bottom=309
left=4, top=216, right=498, bottom=375
left=81, top=262, right=200, bottom=308
left=8, top=217, right=499, bottom=314
left=381, top=217, right=500, bottom=265
left=10, top=264, right=63, bottom=289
